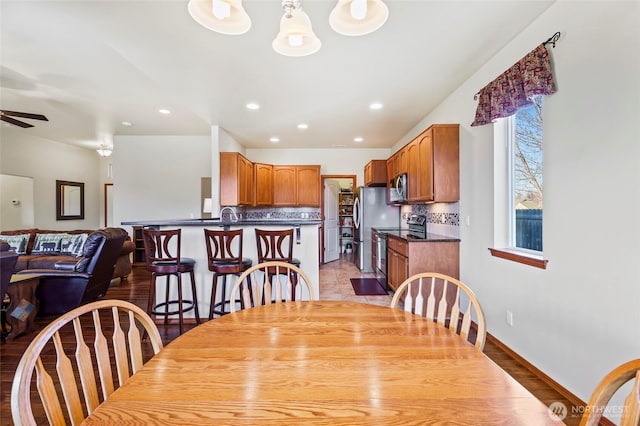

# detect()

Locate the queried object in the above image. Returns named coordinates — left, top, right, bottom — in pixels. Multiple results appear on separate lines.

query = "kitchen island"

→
left=121, top=219, right=321, bottom=318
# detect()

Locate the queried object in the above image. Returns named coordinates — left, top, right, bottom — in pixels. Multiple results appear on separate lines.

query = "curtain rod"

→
left=473, top=31, right=561, bottom=100
left=543, top=31, right=561, bottom=48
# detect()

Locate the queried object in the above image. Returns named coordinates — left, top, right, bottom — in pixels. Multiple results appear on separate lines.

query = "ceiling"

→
left=0, top=0, right=553, bottom=151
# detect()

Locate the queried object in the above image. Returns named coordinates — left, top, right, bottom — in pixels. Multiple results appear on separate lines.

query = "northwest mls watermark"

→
left=547, top=401, right=625, bottom=421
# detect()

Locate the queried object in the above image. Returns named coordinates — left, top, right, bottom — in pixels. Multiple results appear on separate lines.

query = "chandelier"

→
left=96, top=143, right=113, bottom=157
left=187, top=0, right=389, bottom=57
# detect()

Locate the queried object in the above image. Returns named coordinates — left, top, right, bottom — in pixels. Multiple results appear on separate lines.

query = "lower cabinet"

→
left=387, top=235, right=460, bottom=291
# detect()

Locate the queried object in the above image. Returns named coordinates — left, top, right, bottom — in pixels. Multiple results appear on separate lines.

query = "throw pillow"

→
left=60, top=233, right=89, bottom=257
left=31, top=233, right=66, bottom=255
left=0, top=234, right=30, bottom=254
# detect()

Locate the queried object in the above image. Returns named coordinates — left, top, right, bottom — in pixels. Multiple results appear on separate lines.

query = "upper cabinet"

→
left=364, top=160, right=387, bottom=187
left=296, top=166, right=321, bottom=206
left=412, top=124, right=459, bottom=203
left=386, top=124, right=459, bottom=204
left=273, top=165, right=321, bottom=207
left=254, top=163, right=273, bottom=206
left=220, top=152, right=254, bottom=206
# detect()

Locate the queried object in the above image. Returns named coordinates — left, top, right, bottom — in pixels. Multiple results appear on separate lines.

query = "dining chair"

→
left=228, top=261, right=316, bottom=313
left=11, top=299, right=163, bottom=426
left=390, top=272, right=486, bottom=350
left=143, top=228, right=200, bottom=335
left=579, top=358, right=640, bottom=426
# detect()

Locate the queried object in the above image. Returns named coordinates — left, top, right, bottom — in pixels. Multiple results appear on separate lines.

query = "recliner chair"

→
left=17, top=227, right=127, bottom=316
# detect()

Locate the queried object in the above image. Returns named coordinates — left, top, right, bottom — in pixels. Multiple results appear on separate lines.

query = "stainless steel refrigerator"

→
left=352, top=186, right=400, bottom=272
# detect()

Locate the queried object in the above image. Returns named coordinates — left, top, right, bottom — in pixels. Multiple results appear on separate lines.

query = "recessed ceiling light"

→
left=270, top=137, right=280, bottom=143
left=297, top=123, right=308, bottom=130
left=246, top=102, right=260, bottom=110
left=369, top=102, right=383, bottom=110
left=354, top=137, right=364, bottom=143
left=121, top=121, right=132, bottom=126
left=158, top=108, right=171, bottom=115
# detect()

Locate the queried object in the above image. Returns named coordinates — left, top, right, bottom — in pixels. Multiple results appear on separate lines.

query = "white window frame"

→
left=491, top=113, right=547, bottom=268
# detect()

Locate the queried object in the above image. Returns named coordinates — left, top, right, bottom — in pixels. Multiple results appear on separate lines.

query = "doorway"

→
left=321, top=175, right=356, bottom=264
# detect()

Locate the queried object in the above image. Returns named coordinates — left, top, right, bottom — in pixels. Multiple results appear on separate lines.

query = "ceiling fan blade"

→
left=0, top=115, right=33, bottom=128
left=0, top=110, right=48, bottom=121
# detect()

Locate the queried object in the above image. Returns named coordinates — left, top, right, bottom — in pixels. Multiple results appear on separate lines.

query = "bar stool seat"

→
left=205, top=229, right=252, bottom=319
left=143, top=228, right=201, bottom=335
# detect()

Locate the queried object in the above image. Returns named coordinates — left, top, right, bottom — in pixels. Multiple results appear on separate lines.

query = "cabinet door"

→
left=364, top=162, right=372, bottom=186
left=273, top=166, right=297, bottom=206
left=407, top=140, right=419, bottom=201
left=239, top=155, right=254, bottom=205
left=220, top=152, right=253, bottom=206
left=417, top=130, right=434, bottom=201
left=254, top=163, right=273, bottom=206
left=397, top=146, right=408, bottom=176
left=297, top=166, right=321, bottom=206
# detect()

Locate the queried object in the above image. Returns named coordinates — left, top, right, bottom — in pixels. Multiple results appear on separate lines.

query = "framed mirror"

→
left=56, top=180, right=84, bottom=220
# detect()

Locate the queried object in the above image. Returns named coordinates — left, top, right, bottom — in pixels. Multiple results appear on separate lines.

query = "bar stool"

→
left=142, top=228, right=200, bottom=335
left=204, top=229, right=252, bottom=319
left=254, top=228, right=301, bottom=300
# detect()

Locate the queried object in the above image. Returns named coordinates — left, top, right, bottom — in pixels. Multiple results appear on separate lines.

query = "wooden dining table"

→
left=82, top=301, right=564, bottom=425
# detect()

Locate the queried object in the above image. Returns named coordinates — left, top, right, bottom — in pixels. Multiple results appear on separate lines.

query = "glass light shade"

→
left=272, top=8, right=321, bottom=57
left=329, top=0, right=388, bottom=36
left=188, top=0, right=251, bottom=35
left=96, top=145, right=113, bottom=157
left=202, top=198, right=213, bottom=213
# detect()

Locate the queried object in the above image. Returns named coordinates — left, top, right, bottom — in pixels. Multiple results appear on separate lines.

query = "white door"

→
left=323, top=179, right=340, bottom=263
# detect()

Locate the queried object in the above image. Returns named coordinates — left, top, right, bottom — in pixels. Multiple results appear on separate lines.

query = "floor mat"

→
left=350, top=278, right=388, bottom=296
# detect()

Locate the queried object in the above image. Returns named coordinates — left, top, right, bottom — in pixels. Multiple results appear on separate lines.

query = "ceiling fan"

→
left=0, top=110, right=48, bottom=128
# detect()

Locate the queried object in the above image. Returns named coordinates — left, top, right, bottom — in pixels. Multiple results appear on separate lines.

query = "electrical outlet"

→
left=441, top=214, right=446, bottom=224
left=506, top=310, right=514, bottom=327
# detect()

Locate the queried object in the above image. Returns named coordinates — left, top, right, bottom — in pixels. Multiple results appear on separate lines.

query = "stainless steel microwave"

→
left=389, top=173, right=408, bottom=204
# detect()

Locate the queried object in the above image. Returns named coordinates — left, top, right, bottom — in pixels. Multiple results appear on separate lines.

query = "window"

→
left=510, top=97, right=543, bottom=252
left=491, top=97, right=547, bottom=268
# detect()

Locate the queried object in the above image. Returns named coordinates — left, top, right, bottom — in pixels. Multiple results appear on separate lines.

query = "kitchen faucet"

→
left=220, top=206, right=239, bottom=222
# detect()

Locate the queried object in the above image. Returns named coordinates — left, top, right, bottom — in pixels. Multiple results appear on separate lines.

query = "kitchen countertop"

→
left=372, top=227, right=460, bottom=242
left=121, top=219, right=322, bottom=227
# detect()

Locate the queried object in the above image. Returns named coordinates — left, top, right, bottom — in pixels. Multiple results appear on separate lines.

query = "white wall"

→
left=401, top=1, right=640, bottom=406
left=113, top=135, right=211, bottom=235
left=0, top=128, right=101, bottom=229
left=246, top=148, right=390, bottom=186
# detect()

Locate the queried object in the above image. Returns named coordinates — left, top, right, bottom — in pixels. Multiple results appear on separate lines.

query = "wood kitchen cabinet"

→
left=273, top=165, right=321, bottom=206
left=387, top=236, right=408, bottom=292
left=254, top=163, right=273, bottom=206
left=273, top=166, right=297, bottom=206
left=220, top=152, right=254, bottom=206
left=387, top=235, right=460, bottom=291
left=364, top=160, right=387, bottom=187
left=296, top=165, right=321, bottom=206
left=412, top=124, right=459, bottom=203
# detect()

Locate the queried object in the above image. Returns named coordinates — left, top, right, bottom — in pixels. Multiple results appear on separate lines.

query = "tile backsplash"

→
left=228, top=207, right=321, bottom=221
left=402, top=202, right=459, bottom=238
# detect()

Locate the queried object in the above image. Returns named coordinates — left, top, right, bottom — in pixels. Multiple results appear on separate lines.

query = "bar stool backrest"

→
left=204, top=229, right=243, bottom=271
left=255, top=228, right=293, bottom=264
left=142, top=229, right=181, bottom=274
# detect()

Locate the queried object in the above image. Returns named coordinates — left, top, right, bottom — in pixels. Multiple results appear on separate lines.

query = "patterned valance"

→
left=471, top=44, right=556, bottom=127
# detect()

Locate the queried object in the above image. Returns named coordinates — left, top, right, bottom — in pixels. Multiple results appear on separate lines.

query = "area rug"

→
left=350, top=278, right=388, bottom=296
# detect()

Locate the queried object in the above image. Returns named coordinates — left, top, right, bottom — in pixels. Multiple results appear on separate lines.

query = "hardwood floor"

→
left=1, top=257, right=580, bottom=425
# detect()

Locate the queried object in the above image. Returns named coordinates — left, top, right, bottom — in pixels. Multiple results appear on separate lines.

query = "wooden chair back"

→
left=580, top=358, right=640, bottom=426
left=11, top=299, right=163, bottom=426
left=204, top=228, right=244, bottom=274
left=229, top=261, right=316, bottom=313
left=142, top=228, right=182, bottom=274
left=255, top=228, right=294, bottom=264
left=390, top=272, right=486, bottom=350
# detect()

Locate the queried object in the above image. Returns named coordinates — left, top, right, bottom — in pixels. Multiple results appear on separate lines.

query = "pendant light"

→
left=188, top=0, right=251, bottom=35
left=329, top=0, right=389, bottom=36
left=272, top=0, right=321, bottom=57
